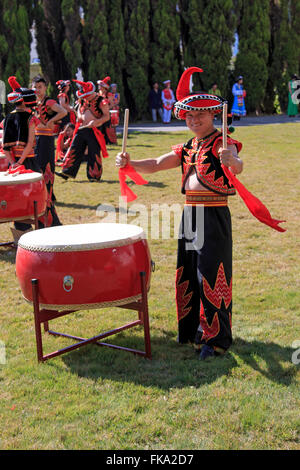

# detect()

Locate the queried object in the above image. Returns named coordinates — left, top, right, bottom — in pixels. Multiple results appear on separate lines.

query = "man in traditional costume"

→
left=162, top=79, right=175, bottom=123
left=56, top=79, right=76, bottom=129
left=116, top=66, right=285, bottom=360
left=107, top=83, right=120, bottom=143
left=57, top=78, right=110, bottom=181
left=97, top=76, right=117, bottom=145
left=32, top=76, right=66, bottom=227
left=2, top=77, right=40, bottom=240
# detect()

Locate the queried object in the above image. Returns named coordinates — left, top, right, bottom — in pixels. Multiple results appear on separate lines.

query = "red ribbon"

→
left=55, top=132, right=65, bottom=162
left=63, top=122, right=109, bottom=160
left=221, top=164, right=286, bottom=232
left=119, top=164, right=148, bottom=202
left=7, top=165, right=34, bottom=175
left=92, top=127, right=109, bottom=158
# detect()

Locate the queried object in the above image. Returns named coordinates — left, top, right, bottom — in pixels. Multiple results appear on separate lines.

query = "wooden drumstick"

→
left=222, top=101, right=228, bottom=150
left=122, top=108, right=129, bottom=155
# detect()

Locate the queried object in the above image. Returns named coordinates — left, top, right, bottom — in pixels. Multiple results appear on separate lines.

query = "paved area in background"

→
left=116, top=114, right=300, bottom=134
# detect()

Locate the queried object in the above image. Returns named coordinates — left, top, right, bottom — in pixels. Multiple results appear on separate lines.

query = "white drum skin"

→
left=0, top=171, right=47, bottom=222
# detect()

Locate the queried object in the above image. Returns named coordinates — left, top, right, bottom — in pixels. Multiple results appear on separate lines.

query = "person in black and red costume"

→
left=56, top=79, right=76, bottom=130
left=117, top=66, right=285, bottom=360
left=2, top=76, right=40, bottom=241
left=116, top=67, right=244, bottom=360
left=57, top=78, right=110, bottom=182
left=97, top=76, right=117, bottom=145
left=32, top=75, right=66, bottom=227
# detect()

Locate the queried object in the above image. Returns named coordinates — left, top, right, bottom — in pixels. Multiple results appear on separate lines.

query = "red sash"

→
left=118, top=164, right=148, bottom=202
left=55, top=132, right=65, bottom=162
left=92, top=127, right=109, bottom=158
left=7, top=165, right=34, bottom=175
left=64, top=122, right=109, bottom=158
left=221, top=164, right=286, bottom=232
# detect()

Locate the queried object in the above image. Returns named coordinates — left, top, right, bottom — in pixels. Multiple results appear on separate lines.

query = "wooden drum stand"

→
left=31, top=271, right=152, bottom=362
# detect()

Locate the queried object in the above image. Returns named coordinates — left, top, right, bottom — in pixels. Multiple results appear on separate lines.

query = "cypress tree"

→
left=180, top=0, right=236, bottom=97
left=105, top=0, right=126, bottom=107
left=0, top=1, right=31, bottom=87
left=61, top=0, right=83, bottom=79
left=149, top=0, right=180, bottom=88
left=263, top=0, right=282, bottom=113
left=269, top=0, right=300, bottom=112
left=0, top=2, right=10, bottom=83
left=123, top=0, right=150, bottom=120
left=81, top=0, right=110, bottom=83
left=33, top=0, right=70, bottom=89
left=234, top=0, right=270, bottom=113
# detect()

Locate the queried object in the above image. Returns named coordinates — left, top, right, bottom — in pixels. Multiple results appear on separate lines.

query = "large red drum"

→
left=0, top=171, right=47, bottom=222
left=16, top=223, right=152, bottom=311
left=0, top=153, right=9, bottom=172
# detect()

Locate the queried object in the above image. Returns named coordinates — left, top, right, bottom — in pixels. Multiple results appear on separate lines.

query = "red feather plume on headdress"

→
left=176, top=66, right=203, bottom=100
left=72, top=79, right=95, bottom=98
left=8, top=76, right=21, bottom=91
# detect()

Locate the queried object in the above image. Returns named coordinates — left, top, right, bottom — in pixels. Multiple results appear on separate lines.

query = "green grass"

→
left=0, top=123, right=299, bottom=450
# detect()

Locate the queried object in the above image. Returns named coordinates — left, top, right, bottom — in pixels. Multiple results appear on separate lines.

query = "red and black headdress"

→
left=173, top=67, right=224, bottom=120
left=73, top=79, right=96, bottom=98
left=7, top=76, right=37, bottom=107
left=56, top=79, right=71, bottom=91
left=97, top=76, right=111, bottom=90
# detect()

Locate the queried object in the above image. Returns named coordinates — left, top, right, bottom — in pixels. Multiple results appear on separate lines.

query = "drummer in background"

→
left=97, top=76, right=117, bottom=145
left=56, top=78, right=110, bottom=182
left=107, top=83, right=119, bottom=145
left=56, top=79, right=76, bottom=130
left=2, top=76, right=41, bottom=241
left=31, top=75, right=66, bottom=227
left=55, top=122, right=75, bottom=165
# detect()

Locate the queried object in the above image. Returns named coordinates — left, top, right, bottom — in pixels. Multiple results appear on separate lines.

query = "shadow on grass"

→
left=67, top=179, right=166, bottom=189
left=0, top=246, right=16, bottom=264
left=58, top=333, right=297, bottom=390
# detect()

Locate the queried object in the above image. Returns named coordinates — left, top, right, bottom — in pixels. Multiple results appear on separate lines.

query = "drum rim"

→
left=0, top=211, right=46, bottom=223
left=18, top=223, right=146, bottom=252
left=22, top=293, right=144, bottom=311
left=0, top=171, right=44, bottom=185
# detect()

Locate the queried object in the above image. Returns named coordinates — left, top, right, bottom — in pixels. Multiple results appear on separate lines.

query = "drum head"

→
left=18, top=223, right=146, bottom=252
left=0, top=171, right=43, bottom=185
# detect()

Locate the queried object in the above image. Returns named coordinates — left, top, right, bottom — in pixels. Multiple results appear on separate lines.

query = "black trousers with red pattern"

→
left=61, top=128, right=103, bottom=181
left=35, top=135, right=61, bottom=227
left=176, top=205, right=233, bottom=352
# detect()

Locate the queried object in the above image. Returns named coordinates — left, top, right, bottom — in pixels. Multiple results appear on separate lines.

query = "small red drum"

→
left=0, top=171, right=47, bottom=222
left=0, top=152, right=9, bottom=171
left=110, top=110, right=119, bottom=127
left=16, top=223, right=152, bottom=311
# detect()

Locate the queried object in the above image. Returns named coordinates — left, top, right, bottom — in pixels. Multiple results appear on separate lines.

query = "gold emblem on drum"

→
left=63, top=275, right=74, bottom=292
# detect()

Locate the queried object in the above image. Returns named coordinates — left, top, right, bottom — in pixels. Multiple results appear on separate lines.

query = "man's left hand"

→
left=218, top=147, right=235, bottom=167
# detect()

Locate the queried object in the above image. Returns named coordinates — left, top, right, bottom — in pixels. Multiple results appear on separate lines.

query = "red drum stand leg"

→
left=0, top=200, right=43, bottom=248
left=31, top=272, right=152, bottom=362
